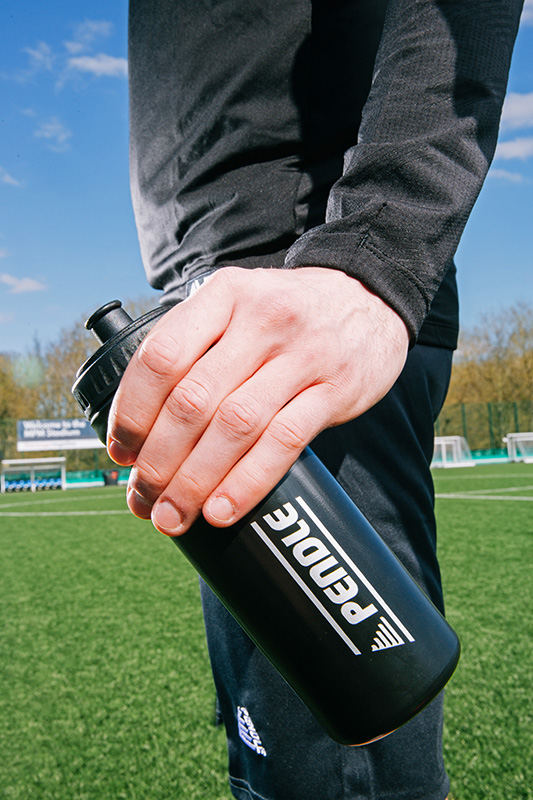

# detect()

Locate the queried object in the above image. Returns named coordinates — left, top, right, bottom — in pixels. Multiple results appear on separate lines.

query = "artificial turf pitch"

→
left=1, top=462, right=531, bottom=799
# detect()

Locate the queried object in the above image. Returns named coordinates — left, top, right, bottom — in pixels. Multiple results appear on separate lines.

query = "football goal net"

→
left=503, top=432, right=533, bottom=463
left=432, top=436, right=475, bottom=468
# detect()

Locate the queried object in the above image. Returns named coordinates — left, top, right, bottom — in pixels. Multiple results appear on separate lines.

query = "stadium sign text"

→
left=17, top=418, right=106, bottom=452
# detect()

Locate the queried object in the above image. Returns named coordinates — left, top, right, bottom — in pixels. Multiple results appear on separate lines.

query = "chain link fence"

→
left=2, top=402, right=533, bottom=469
left=435, top=400, right=533, bottom=455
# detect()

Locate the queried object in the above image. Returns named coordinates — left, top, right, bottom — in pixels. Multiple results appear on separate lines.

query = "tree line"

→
left=0, top=299, right=531, bottom=463
left=438, top=302, right=532, bottom=452
left=0, top=297, right=155, bottom=466
left=445, top=302, right=532, bottom=406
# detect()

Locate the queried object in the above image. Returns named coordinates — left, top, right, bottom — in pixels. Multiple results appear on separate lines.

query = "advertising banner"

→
left=17, top=419, right=106, bottom=452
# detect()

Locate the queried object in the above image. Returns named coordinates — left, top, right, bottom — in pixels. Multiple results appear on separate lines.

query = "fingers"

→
left=107, top=281, right=235, bottom=462
left=148, top=379, right=345, bottom=535
left=201, top=383, right=333, bottom=526
left=122, top=314, right=305, bottom=511
left=107, top=267, right=287, bottom=465
left=146, top=355, right=323, bottom=534
left=111, top=268, right=325, bottom=529
left=107, top=267, right=410, bottom=538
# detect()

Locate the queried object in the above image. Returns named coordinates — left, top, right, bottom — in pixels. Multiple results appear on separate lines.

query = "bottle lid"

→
left=72, top=300, right=169, bottom=442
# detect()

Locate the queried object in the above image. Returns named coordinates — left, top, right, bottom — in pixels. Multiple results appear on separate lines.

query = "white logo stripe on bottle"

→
left=250, top=521, right=362, bottom=656
left=295, top=497, right=415, bottom=644
left=372, top=616, right=405, bottom=651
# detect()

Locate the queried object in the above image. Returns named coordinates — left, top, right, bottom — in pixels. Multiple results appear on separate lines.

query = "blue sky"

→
left=1, top=0, right=532, bottom=356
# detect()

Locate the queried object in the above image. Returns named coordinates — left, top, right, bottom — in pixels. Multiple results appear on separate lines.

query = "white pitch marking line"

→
left=0, top=489, right=129, bottom=517
left=435, top=473, right=532, bottom=480
left=0, top=510, right=131, bottom=517
left=435, top=482, right=533, bottom=502
left=0, top=490, right=123, bottom=510
left=436, top=493, right=533, bottom=501
left=453, top=484, right=533, bottom=494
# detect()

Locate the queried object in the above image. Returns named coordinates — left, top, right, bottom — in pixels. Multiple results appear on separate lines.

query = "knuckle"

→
left=235, top=458, right=270, bottom=496
left=216, top=395, right=263, bottom=441
left=321, top=376, right=350, bottom=404
left=137, top=330, right=181, bottom=380
left=177, top=467, right=209, bottom=503
left=166, top=378, right=212, bottom=426
left=257, top=295, right=299, bottom=333
left=200, top=266, right=241, bottom=300
left=212, top=265, right=239, bottom=288
left=111, top=406, right=145, bottom=445
left=133, top=458, right=168, bottom=496
left=267, top=416, right=308, bottom=455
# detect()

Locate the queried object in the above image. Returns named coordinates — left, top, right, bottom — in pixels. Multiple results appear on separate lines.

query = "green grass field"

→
left=1, top=463, right=531, bottom=799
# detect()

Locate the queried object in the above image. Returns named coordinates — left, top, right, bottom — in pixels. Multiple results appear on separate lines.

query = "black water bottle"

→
left=72, top=299, right=460, bottom=746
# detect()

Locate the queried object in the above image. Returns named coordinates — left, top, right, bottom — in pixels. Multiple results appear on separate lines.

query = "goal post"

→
left=503, top=432, right=533, bottom=463
left=432, top=436, right=476, bottom=468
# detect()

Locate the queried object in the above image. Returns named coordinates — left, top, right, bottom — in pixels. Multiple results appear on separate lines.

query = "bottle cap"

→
left=72, top=300, right=169, bottom=442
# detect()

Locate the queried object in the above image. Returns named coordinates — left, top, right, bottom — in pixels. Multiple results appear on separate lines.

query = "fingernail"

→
left=108, top=438, right=137, bottom=466
left=152, top=500, right=184, bottom=536
left=207, top=495, right=236, bottom=524
left=127, top=469, right=144, bottom=498
left=126, top=485, right=153, bottom=518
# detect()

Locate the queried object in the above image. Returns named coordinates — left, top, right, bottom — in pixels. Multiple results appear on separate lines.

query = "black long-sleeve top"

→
left=128, top=0, right=523, bottom=348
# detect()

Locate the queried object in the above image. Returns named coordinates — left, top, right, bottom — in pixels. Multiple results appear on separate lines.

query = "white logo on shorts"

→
left=237, top=706, right=267, bottom=756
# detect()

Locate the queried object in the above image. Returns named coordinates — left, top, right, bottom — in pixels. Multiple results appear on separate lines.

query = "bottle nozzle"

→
left=85, top=300, right=134, bottom=344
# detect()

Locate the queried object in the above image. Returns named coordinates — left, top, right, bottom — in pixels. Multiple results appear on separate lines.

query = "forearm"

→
left=285, top=0, right=523, bottom=340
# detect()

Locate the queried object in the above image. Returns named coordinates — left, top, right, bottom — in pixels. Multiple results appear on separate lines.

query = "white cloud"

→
left=0, top=167, right=21, bottom=187
left=34, top=117, right=72, bottom=152
left=64, top=20, right=114, bottom=54
left=67, top=53, right=127, bottom=78
left=521, top=0, right=533, bottom=25
left=22, top=41, right=54, bottom=73
left=12, top=20, right=124, bottom=87
left=494, top=137, right=533, bottom=161
left=0, top=312, right=14, bottom=324
left=1, top=273, right=47, bottom=294
left=488, top=168, right=526, bottom=183
left=500, top=92, right=533, bottom=131
left=0, top=249, right=8, bottom=259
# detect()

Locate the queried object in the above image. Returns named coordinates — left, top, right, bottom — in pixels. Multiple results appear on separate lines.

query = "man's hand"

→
left=107, top=267, right=409, bottom=535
